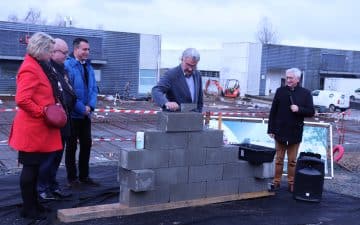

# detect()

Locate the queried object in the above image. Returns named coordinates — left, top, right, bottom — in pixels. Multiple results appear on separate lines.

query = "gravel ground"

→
left=324, top=152, right=360, bottom=198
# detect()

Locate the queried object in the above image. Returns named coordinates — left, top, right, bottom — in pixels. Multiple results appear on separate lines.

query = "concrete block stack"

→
left=119, top=112, right=272, bottom=207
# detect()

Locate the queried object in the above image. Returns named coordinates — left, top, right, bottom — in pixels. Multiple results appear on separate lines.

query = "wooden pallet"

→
left=58, top=191, right=274, bottom=223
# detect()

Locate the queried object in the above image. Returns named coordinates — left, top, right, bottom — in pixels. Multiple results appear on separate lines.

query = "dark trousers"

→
left=20, top=164, right=41, bottom=213
left=18, top=151, right=48, bottom=214
left=65, top=117, right=92, bottom=182
left=38, top=139, right=64, bottom=193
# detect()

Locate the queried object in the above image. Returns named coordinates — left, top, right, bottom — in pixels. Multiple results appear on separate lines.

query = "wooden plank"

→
left=58, top=191, right=274, bottom=223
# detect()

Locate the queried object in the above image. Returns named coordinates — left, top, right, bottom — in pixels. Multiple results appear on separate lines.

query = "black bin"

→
left=293, top=152, right=325, bottom=202
left=236, top=143, right=276, bottom=165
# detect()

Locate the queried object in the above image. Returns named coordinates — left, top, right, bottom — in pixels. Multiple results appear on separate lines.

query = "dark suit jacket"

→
left=152, top=65, right=203, bottom=112
left=267, top=85, right=315, bottom=144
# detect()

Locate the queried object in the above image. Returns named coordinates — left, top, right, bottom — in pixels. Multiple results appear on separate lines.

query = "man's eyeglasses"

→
left=54, top=49, right=69, bottom=56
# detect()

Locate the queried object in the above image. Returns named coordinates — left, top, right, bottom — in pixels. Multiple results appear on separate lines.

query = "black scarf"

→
left=38, top=60, right=66, bottom=108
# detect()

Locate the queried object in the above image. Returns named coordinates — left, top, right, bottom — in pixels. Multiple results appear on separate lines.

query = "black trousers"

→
left=18, top=152, right=48, bottom=214
left=65, top=117, right=92, bottom=182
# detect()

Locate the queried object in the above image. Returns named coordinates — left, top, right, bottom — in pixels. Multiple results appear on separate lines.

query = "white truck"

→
left=324, top=77, right=360, bottom=101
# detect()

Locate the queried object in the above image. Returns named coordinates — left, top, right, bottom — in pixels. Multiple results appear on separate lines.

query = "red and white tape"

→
left=210, top=112, right=268, bottom=117
left=0, top=108, right=18, bottom=112
left=95, top=109, right=159, bottom=114
left=93, top=137, right=134, bottom=142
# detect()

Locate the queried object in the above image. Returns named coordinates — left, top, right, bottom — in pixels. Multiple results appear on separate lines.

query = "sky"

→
left=0, top=0, right=359, bottom=51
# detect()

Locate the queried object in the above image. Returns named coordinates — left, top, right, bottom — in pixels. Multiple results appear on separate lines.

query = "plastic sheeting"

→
left=0, top=165, right=359, bottom=225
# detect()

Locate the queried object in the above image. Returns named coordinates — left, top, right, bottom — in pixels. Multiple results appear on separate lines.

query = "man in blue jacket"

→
left=64, top=37, right=98, bottom=187
left=152, top=48, right=203, bottom=112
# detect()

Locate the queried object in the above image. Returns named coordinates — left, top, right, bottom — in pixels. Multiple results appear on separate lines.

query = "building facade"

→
left=221, top=42, right=360, bottom=96
left=0, top=21, right=161, bottom=97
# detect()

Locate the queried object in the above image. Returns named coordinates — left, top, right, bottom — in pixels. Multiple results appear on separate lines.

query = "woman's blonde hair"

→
left=26, top=32, right=55, bottom=60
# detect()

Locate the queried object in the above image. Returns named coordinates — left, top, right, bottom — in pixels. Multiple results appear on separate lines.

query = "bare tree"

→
left=256, top=17, right=278, bottom=44
left=7, top=8, right=75, bottom=27
left=23, top=8, right=47, bottom=25
left=8, top=14, right=19, bottom=22
left=7, top=8, right=46, bottom=25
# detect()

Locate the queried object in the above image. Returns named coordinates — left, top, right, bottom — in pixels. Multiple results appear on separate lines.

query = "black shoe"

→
left=67, top=180, right=81, bottom=188
left=20, top=209, right=47, bottom=220
left=37, top=203, right=52, bottom=213
left=79, top=177, right=100, bottom=186
left=268, top=182, right=280, bottom=192
left=53, top=188, right=72, bottom=198
left=39, top=191, right=56, bottom=200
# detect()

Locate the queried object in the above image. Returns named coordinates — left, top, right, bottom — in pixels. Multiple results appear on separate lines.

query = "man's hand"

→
left=165, top=102, right=179, bottom=111
left=84, top=105, right=91, bottom=115
left=290, top=104, right=299, bottom=112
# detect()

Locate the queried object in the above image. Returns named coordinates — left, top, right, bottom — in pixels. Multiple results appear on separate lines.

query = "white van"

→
left=311, top=90, right=350, bottom=112
left=350, top=88, right=360, bottom=101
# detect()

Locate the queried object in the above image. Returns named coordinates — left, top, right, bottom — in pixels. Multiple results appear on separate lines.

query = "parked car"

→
left=311, top=90, right=350, bottom=112
left=350, top=88, right=360, bottom=101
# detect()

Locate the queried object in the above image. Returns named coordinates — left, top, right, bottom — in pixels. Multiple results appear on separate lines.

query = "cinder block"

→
left=157, top=112, right=203, bottom=132
left=144, top=130, right=188, bottom=150
left=222, top=161, right=254, bottom=179
left=238, top=177, right=269, bottom=193
left=180, top=103, right=197, bottom=112
left=154, top=167, right=188, bottom=185
left=119, top=186, right=170, bottom=207
left=188, top=129, right=223, bottom=148
left=252, top=162, right=275, bottom=179
left=205, top=145, right=239, bottom=164
left=119, top=148, right=169, bottom=170
left=189, top=165, right=223, bottom=182
left=169, top=147, right=207, bottom=166
left=206, top=179, right=239, bottom=197
left=170, top=182, right=206, bottom=202
left=119, top=168, right=155, bottom=192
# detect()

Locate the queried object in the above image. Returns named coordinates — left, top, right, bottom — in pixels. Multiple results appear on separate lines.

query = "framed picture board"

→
left=209, top=117, right=334, bottom=178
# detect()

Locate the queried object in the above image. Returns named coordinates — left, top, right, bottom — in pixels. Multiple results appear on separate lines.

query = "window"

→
left=139, top=69, right=157, bottom=94
left=311, top=90, right=320, bottom=96
left=0, top=63, right=18, bottom=79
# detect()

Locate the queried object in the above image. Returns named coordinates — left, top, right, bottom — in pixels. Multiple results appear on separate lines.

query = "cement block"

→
left=157, top=112, right=203, bottom=132
left=119, top=169, right=155, bottom=192
left=206, top=179, right=240, bottom=197
left=238, top=177, right=269, bottom=193
left=180, top=103, right=197, bottom=112
left=189, top=165, right=223, bottom=182
left=222, top=161, right=254, bottom=179
left=252, top=162, right=275, bottom=179
left=169, top=147, right=207, bottom=166
left=144, top=130, right=188, bottom=150
left=205, top=145, right=239, bottom=164
left=119, top=186, right=170, bottom=207
left=188, top=129, right=223, bottom=148
left=170, top=182, right=206, bottom=202
left=154, top=167, right=188, bottom=185
left=119, top=148, right=169, bottom=170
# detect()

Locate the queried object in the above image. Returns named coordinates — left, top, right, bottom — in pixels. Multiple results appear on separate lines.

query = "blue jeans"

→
left=38, top=139, right=65, bottom=193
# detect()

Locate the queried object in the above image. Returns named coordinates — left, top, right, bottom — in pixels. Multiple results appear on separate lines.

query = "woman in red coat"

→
left=8, top=32, right=62, bottom=220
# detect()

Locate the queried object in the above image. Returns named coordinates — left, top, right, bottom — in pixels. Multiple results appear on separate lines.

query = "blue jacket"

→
left=151, top=65, right=203, bottom=112
left=64, top=55, right=97, bottom=119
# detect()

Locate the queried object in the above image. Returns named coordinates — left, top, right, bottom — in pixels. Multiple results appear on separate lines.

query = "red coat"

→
left=8, top=55, right=62, bottom=152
